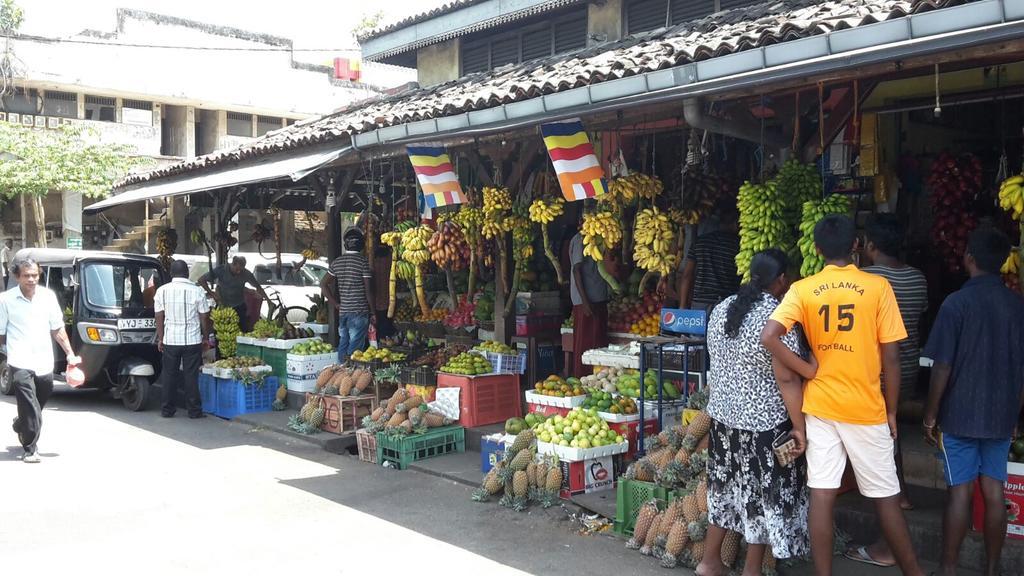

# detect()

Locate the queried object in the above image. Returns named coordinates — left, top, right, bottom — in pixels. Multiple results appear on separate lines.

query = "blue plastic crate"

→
left=199, top=373, right=217, bottom=414
left=480, top=435, right=508, bottom=473
left=215, top=376, right=278, bottom=419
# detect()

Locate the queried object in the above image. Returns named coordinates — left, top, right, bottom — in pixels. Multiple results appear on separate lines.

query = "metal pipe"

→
left=681, top=97, right=789, bottom=149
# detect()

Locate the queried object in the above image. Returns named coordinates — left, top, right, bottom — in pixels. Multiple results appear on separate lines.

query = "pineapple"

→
left=655, top=499, right=684, bottom=547
left=540, top=463, right=563, bottom=508
left=472, top=468, right=503, bottom=501
left=687, top=386, right=709, bottom=411
left=499, top=447, right=533, bottom=483
left=687, top=517, right=708, bottom=542
left=275, top=382, right=288, bottom=402
left=398, top=420, right=414, bottom=435
left=308, top=399, right=325, bottom=429
left=627, top=457, right=657, bottom=482
left=688, top=540, right=706, bottom=570
left=323, top=384, right=340, bottom=396
left=526, top=462, right=538, bottom=488
left=696, top=433, right=710, bottom=452
left=386, top=411, right=408, bottom=428
left=385, top=389, right=409, bottom=412
left=649, top=447, right=674, bottom=470
left=689, top=449, right=709, bottom=478
left=353, top=370, right=373, bottom=394
left=659, top=520, right=690, bottom=568
left=721, top=530, right=741, bottom=567
left=507, top=429, right=536, bottom=457
left=396, top=395, right=423, bottom=413
left=512, top=470, right=530, bottom=511
left=421, top=411, right=451, bottom=428
left=674, top=446, right=691, bottom=467
left=626, top=500, right=659, bottom=549
left=370, top=406, right=385, bottom=421
left=655, top=461, right=688, bottom=489
left=407, top=406, right=423, bottom=427
left=688, top=411, right=712, bottom=440
left=299, top=398, right=317, bottom=422
left=315, top=365, right=338, bottom=389
left=639, top=512, right=664, bottom=556
left=696, top=480, right=708, bottom=513
left=682, top=493, right=700, bottom=523
left=498, top=481, right=514, bottom=508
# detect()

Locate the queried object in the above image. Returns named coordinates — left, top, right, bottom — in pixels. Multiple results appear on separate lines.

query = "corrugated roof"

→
left=119, top=0, right=965, bottom=189
left=359, top=0, right=514, bottom=42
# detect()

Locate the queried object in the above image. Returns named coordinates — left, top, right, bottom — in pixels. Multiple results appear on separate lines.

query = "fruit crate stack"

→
left=437, top=372, right=522, bottom=427
left=235, top=336, right=263, bottom=360
left=356, top=428, right=377, bottom=463
left=375, top=425, right=465, bottom=470
left=215, top=376, right=279, bottom=419
left=613, top=478, right=677, bottom=535
left=286, top=341, right=336, bottom=393
left=262, top=337, right=318, bottom=381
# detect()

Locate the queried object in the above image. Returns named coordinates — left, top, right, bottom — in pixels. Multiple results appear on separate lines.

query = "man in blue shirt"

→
left=923, top=227, right=1024, bottom=576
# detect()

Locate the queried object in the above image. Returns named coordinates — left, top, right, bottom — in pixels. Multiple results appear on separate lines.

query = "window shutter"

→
left=462, top=38, right=490, bottom=74
left=521, top=26, right=552, bottom=62
left=627, top=0, right=669, bottom=35
left=670, top=0, right=715, bottom=25
left=718, top=0, right=757, bottom=10
left=490, top=36, right=519, bottom=68
left=553, top=13, right=587, bottom=53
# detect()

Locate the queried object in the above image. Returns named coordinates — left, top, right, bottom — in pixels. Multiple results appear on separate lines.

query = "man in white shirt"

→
left=154, top=260, right=211, bottom=418
left=0, top=239, right=12, bottom=286
left=0, top=256, right=79, bottom=463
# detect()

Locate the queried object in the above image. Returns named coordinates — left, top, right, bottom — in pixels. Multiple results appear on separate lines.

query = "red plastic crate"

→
left=527, top=402, right=571, bottom=418
left=437, top=373, right=522, bottom=427
left=515, top=313, right=562, bottom=336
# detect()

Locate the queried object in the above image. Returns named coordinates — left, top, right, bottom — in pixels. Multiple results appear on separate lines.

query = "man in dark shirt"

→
left=321, top=229, right=374, bottom=363
left=923, top=227, right=1024, bottom=576
left=199, top=256, right=268, bottom=333
left=677, top=204, right=740, bottom=313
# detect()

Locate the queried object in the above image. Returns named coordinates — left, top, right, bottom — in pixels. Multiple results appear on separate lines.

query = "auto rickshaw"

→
left=0, top=249, right=166, bottom=411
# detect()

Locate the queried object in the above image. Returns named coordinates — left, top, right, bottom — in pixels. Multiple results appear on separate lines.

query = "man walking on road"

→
left=156, top=260, right=212, bottom=418
left=0, top=256, right=79, bottom=463
left=1, top=239, right=12, bottom=286
left=922, top=228, right=1024, bottom=576
left=199, top=255, right=268, bottom=333
left=761, top=215, right=924, bottom=576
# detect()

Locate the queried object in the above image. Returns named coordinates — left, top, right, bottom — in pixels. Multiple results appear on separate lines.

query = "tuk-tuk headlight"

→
left=86, top=327, right=118, bottom=342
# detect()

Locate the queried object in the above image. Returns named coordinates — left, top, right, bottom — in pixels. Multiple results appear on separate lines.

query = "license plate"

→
left=118, top=318, right=155, bottom=330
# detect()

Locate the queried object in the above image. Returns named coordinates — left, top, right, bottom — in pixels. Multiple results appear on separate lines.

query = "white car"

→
left=231, top=252, right=327, bottom=324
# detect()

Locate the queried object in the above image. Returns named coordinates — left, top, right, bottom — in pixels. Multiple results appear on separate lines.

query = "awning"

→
left=84, top=145, right=350, bottom=214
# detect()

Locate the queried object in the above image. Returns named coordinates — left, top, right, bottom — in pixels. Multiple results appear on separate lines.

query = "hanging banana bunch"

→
left=528, top=197, right=566, bottom=285
left=156, top=229, right=177, bottom=272
left=504, top=203, right=534, bottom=317
left=400, top=225, right=434, bottom=317
left=581, top=211, right=623, bottom=293
left=482, top=186, right=512, bottom=299
left=454, top=205, right=484, bottom=297
left=380, top=231, right=402, bottom=318
left=633, top=207, right=677, bottom=295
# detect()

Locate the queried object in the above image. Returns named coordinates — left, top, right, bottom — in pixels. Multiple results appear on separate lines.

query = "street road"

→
left=0, top=390, right=970, bottom=576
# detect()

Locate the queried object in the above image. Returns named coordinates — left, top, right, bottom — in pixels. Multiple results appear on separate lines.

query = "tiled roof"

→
left=119, top=0, right=964, bottom=188
left=359, top=0, right=513, bottom=42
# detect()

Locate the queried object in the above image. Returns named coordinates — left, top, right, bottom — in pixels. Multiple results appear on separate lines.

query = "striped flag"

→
left=541, top=119, right=608, bottom=201
left=407, top=145, right=467, bottom=208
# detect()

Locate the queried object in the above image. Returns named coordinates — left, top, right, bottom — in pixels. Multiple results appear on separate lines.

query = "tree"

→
left=0, top=123, right=151, bottom=246
left=352, top=10, right=384, bottom=41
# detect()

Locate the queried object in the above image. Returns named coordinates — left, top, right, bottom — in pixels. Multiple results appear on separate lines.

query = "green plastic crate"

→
left=376, top=425, right=465, bottom=470
left=262, top=347, right=288, bottom=380
left=236, top=342, right=263, bottom=361
left=613, top=479, right=676, bottom=536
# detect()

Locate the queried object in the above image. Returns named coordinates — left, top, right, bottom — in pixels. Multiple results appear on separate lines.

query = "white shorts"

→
left=805, top=414, right=900, bottom=498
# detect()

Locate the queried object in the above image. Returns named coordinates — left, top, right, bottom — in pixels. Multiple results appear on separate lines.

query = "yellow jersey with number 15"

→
left=769, top=264, right=906, bottom=425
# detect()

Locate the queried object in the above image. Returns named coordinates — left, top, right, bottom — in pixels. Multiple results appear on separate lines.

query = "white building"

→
left=3, top=8, right=404, bottom=251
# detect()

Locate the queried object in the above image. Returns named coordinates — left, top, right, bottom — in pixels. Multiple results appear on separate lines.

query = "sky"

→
left=19, top=0, right=449, bottom=51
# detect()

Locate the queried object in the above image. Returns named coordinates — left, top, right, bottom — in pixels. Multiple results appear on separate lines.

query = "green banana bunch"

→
left=797, top=194, right=851, bottom=277
left=735, top=180, right=791, bottom=282
left=211, top=307, right=240, bottom=357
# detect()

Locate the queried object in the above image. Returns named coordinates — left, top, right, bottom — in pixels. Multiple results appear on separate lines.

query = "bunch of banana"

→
left=528, top=197, right=564, bottom=224
left=401, top=224, right=435, bottom=317
left=581, top=211, right=623, bottom=293
left=454, top=206, right=484, bottom=296
left=301, top=248, right=319, bottom=260
left=1001, top=249, right=1021, bottom=275
left=607, top=173, right=663, bottom=204
left=156, top=229, right=177, bottom=272
left=483, top=186, right=512, bottom=213
left=381, top=231, right=403, bottom=318
left=633, top=207, right=677, bottom=277
left=607, top=176, right=638, bottom=205
left=778, top=159, right=822, bottom=224
left=428, top=220, right=470, bottom=270
left=735, top=180, right=790, bottom=282
left=210, top=307, right=240, bottom=358
left=673, top=171, right=726, bottom=224
left=796, top=194, right=851, bottom=277
left=998, top=174, right=1024, bottom=220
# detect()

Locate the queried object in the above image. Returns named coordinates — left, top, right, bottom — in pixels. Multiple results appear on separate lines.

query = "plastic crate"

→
left=437, top=373, right=522, bottom=428
left=400, top=365, right=437, bottom=387
left=198, top=373, right=217, bottom=414
left=476, top=350, right=526, bottom=374
left=262, top=347, right=289, bottom=380
left=215, top=376, right=278, bottom=419
left=613, top=479, right=673, bottom=536
left=515, top=313, right=562, bottom=336
left=376, top=425, right=465, bottom=470
left=286, top=352, right=336, bottom=379
left=235, top=341, right=263, bottom=361
left=356, top=429, right=377, bottom=463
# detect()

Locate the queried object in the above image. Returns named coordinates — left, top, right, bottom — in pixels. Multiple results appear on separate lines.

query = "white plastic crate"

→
left=210, top=364, right=272, bottom=380
left=286, top=352, right=336, bottom=378
left=235, top=336, right=255, bottom=345
left=597, top=411, right=640, bottom=423
left=286, top=378, right=317, bottom=393
left=524, top=390, right=587, bottom=408
left=299, top=322, right=330, bottom=335
left=263, top=337, right=317, bottom=350
left=475, top=350, right=526, bottom=374
left=536, top=439, right=629, bottom=462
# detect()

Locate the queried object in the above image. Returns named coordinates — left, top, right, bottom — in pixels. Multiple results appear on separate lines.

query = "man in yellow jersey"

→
left=761, top=214, right=923, bottom=576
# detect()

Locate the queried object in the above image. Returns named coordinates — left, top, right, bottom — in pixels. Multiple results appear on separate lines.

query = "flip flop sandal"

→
left=844, top=546, right=896, bottom=568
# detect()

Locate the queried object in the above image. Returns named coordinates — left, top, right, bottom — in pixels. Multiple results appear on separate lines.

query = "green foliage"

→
left=0, top=123, right=150, bottom=199
left=0, top=0, right=23, bottom=33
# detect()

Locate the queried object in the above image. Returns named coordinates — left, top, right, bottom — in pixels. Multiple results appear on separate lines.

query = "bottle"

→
left=67, top=363, right=85, bottom=388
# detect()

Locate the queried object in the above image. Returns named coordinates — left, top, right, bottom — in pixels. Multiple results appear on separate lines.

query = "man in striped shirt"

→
left=155, top=260, right=212, bottom=418
left=322, top=229, right=374, bottom=363
left=845, top=214, right=928, bottom=567
left=676, top=204, right=741, bottom=313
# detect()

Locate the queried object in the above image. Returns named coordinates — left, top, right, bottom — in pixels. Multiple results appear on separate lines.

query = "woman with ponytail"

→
left=696, top=249, right=812, bottom=576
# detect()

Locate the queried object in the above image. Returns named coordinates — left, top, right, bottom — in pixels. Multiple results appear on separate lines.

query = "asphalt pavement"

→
left=0, top=388, right=975, bottom=576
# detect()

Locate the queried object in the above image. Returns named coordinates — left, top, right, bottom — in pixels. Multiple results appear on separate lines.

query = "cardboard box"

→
left=558, top=455, right=621, bottom=498
left=972, top=461, right=1024, bottom=540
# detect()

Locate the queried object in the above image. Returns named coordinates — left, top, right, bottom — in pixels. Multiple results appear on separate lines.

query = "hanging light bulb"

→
left=933, top=64, right=942, bottom=119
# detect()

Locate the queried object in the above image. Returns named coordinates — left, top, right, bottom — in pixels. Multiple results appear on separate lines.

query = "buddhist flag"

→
left=407, top=145, right=467, bottom=208
left=541, top=119, right=607, bottom=201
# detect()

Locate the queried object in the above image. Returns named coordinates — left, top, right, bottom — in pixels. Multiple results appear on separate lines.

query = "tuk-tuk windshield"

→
left=83, top=261, right=162, bottom=310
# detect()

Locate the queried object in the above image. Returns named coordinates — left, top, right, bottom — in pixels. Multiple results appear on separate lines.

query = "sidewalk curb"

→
left=407, top=462, right=479, bottom=487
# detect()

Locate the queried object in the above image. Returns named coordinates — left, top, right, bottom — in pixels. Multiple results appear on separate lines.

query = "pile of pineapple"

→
left=471, top=429, right=563, bottom=511
left=314, top=365, right=374, bottom=397
left=288, top=396, right=326, bottom=435
left=361, top=388, right=452, bottom=437
left=623, top=402, right=777, bottom=574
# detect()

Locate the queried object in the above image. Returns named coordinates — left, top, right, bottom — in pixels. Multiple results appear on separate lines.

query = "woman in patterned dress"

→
left=697, top=249, right=814, bottom=576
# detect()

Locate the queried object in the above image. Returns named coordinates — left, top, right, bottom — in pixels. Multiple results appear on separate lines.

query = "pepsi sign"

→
left=660, top=308, right=706, bottom=335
